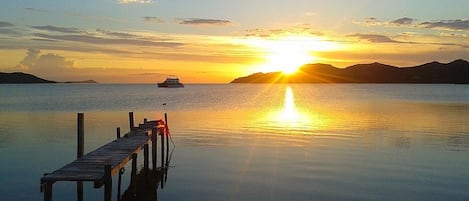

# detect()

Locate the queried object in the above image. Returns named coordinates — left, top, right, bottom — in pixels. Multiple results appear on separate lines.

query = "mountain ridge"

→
left=231, top=59, right=469, bottom=84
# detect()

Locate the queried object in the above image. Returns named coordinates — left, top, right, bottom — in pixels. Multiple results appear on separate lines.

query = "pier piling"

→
left=104, top=165, right=112, bottom=201
left=165, top=113, right=169, bottom=166
left=129, top=112, right=134, bottom=130
left=77, top=113, right=84, bottom=158
left=144, top=144, right=149, bottom=170
left=160, top=126, right=164, bottom=168
left=77, top=113, right=84, bottom=201
left=131, top=153, right=138, bottom=197
left=41, top=112, right=171, bottom=201
left=43, top=182, right=52, bottom=201
left=152, top=127, right=157, bottom=170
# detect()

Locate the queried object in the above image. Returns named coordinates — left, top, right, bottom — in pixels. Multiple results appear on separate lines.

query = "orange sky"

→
left=1, top=1, right=469, bottom=83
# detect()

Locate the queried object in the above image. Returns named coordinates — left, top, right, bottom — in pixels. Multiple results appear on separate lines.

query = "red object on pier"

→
left=156, top=119, right=170, bottom=136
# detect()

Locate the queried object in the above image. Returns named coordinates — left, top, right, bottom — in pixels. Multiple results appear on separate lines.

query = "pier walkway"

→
left=40, top=112, right=170, bottom=201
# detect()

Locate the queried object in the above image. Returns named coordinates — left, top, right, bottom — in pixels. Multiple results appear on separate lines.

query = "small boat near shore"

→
left=157, top=76, right=184, bottom=88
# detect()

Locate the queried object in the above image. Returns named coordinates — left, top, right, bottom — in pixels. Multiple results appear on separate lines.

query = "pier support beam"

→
left=160, top=127, right=165, bottom=168
left=131, top=153, right=138, bottom=197
left=117, top=168, right=124, bottom=201
left=104, top=165, right=112, bottom=201
left=77, top=113, right=84, bottom=201
left=116, top=127, right=121, bottom=139
left=129, top=112, right=134, bottom=131
left=152, top=127, right=157, bottom=170
left=165, top=113, right=169, bottom=166
left=77, top=113, right=84, bottom=158
left=144, top=144, right=149, bottom=170
left=43, top=182, right=53, bottom=201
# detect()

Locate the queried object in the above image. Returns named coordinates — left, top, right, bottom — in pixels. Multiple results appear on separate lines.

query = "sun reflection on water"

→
left=269, top=86, right=312, bottom=128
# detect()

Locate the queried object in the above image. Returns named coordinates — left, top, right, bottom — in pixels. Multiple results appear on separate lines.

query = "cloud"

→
left=128, top=72, right=166, bottom=77
left=33, top=53, right=74, bottom=71
left=0, top=21, right=22, bottom=36
left=356, top=17, right=469, bottom=31
left=390, top=17, right=414, bottom=25
left=354, top=17, right=383, bottom=27
left=96, top=29, right=138, bottom=38
left=117, top=0, right=153, bottom=4
left=16, top=48, right=74, bottom=73
left=34, top=33, right=184, bottom=47
left=24, top=7, right=48, bottom=12
left=176, top=18, right=233, bottom=26
left=19, top=48, right=41, bottom=68
left=355, top=17, right=416, bottom=27
left=348, top=34, right=404, bottom=43
left=0, top=29, right=20, bottom=35
left=143, top=16, right=165, bottom=24
left=244, top=24, right=323, bottom=38
left=420, top=19, right=469, bottom=31
left=0, top=21, right=14, bottom=27
left=31, top=25, right=85, bottom=33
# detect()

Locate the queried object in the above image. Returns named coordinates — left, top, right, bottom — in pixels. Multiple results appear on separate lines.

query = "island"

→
left=64, top=80, right=97, bottom=84
left=0, top=72, right=56, bottom=83
left=0, top=72, right=97, bottom=84
left=231, top=59, right=469, bottom=84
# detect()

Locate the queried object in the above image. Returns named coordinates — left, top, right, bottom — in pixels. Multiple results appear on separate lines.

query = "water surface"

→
left=0, top=84, right=468, bottom=200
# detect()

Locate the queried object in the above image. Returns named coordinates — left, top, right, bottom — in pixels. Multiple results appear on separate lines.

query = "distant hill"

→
left=64, top=80, right=97, bottom=83
left=0, top=72, right=56, bottom=83
left=0, top=72, right=97, bottom=84
left=231, top=59, right=469, bottom=84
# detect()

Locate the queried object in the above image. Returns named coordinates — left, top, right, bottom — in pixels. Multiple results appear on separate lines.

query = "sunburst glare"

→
left=243, top=35, right=340, bottom=74
left=269, top=86, right=312, bottom=128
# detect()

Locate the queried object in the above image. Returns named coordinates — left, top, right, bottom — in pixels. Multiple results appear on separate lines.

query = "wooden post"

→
left=131, top=153, right=138, bottom=197
left=77, top=181, right=83, bottom=201
left=160, top=126, right=164, bottom=168
left=164, top=113, right=169, bottom=166
left=160, top=123, right=165, bottom=189
left=160, top=170, right=164, bottom=189
left=164, top=167, right=169, bottom=183
left=117, top=168, right=123, bottom=201
left=129, top=112, right=134, bottom=131
left=116, top=127, right=121, bottom=139
left=77, top=113, right=84, bottom=158
left=77, top=113, right=84, bottom=201
left=144, top=144, right=149, bottom=170
left=44, top=182, right=53, bottom=201
left=104, top=165, right=112, bottom=201
left=151, top=127, right=157, bottom=170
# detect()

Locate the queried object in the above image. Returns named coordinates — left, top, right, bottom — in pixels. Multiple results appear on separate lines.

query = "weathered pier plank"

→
left=40, top=115, right=165, bottom=201
left=41, top=127, right=155, bottom=185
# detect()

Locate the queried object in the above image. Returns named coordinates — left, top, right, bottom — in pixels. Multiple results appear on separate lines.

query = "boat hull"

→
left=157, top=83, right=184, bottom=88
left=158, top=76, right=184, bottom=88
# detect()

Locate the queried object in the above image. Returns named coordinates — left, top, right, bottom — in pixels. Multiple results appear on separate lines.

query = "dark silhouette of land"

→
left=0, top=72, right=55, bottom=83
left=231, top=59, right=469, bottom=84
left=64, top=80, right=97, bottom=83
left=0, top=72, right=97, bottom=83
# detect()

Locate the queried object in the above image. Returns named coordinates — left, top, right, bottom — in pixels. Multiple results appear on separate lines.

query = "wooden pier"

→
left=40, top=112, right=171, bottom=201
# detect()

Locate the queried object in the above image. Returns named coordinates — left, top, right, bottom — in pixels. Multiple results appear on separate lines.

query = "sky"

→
left=1, top=0, right=469, bottom=83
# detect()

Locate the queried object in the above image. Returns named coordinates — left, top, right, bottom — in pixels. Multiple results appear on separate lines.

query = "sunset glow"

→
left=0, top=1, right=468, bottom=83
left=243, top=36, right=342, bottom=74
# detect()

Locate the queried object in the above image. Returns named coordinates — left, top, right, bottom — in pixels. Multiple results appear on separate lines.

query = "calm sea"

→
left=0, top=84, right=468, bottom=201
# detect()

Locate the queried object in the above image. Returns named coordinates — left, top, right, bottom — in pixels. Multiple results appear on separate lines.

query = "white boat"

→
left=157, top=76, right=184, bottom=88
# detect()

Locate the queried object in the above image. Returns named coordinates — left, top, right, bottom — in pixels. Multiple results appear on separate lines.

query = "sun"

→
left=265, top=44, right=315, bottom=74
left=245, top=35, right=338, bottom=74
